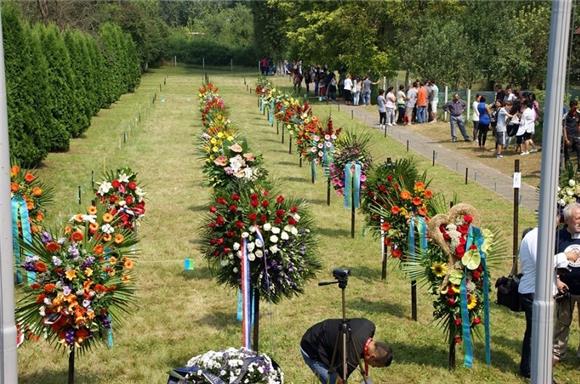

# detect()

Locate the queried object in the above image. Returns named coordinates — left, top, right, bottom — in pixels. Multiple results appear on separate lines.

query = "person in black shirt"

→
left=300, top=318, right=393, bottom=383
left=563, top=100, right=580, bottom=167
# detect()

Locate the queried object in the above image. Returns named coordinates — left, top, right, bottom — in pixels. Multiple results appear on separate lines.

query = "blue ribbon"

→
left=343, top=162, right=361, bottom=209
left=268, top=100, right=275, bottom=125
left=11, top=196, right=35, bottom=284
left=460, top=273, right=473, bottom=368
left=259, top=97, right=264, bottom=113
left=408, top=216, right=416, bottom=259
left=107, top=314, right=114, bottom=348
left=472, top=226, right=491, bottom=365
left=408, top=216, right=428, bottom=262
left=322, top=143, right=334, bottom=177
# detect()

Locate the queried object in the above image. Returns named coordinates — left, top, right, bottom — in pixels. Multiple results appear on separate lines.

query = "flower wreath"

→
left=329, top=131, right=373, bottom=196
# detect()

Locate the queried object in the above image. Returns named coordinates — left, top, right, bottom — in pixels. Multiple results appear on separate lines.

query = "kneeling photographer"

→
left=300, top=268, right=393, bottom=383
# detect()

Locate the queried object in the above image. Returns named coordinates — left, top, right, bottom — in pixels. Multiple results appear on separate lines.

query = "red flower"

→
left=384, top=237, right=392, bottom=246
left=35, top=293, right=46, bottom=304
left=45, top=242, right=60, bottom=253
left=250, top=200, right=259, bottom=208
left=290, top=206, right=298, bottom=213
left=288, top=217, right=297, bottom=225
left=248, top=213, right=257, bottom=222
left=464, top=215, right=473, bottom=224
left=126, top=195, right=134, bottom=205
left=274, top=217, right=282, bottom=225
left=231, top=193, right=240, bottom=201
left=109, top=195, right=118, bottom=204
left=381, top=222, right=391, bottom=231
left=473, top=317, right=481, bottom=325
left=454, top=335, right=462, bottom=344
left=455, top=244, right=465, bottom=258
left=71, top=231, right=83, bottom=242
left=250, top=193, right=259, bottom=200
left=30, top=283, right=41, bottom=290
left=386, top=175, right=393, bottom=182
left=276, top=209, right=286, bottom=217
left=391, top=206, right=401, bottom=215
left=447, top=298, right=456, bottom=306
left=127, top=181, right=137, bottom=190
left=412, top=197, right=422, bottom=206
left=454, top=317, right=462, bottom=326
left=44, top=283, right=56, bottom=293
left=418, top=207, right=427, bottom=216
left=216, top=215, right=225, bottom=225
left=261, top=200, right=269, bottom=208
left=229, top=205, right=238, bottom=213
left=260, top=214, right=268, bottom=224
left=378, top=184, right=387, bottom=193
left=111, top=180, right=120, bottom=189
left=235, top=221, right=245, bottom=229
left=276, top=195, right=285, bottom=204
left=391, top=248, right=402, bottom=258
left=226, top=231, right=235, bottom=238
left=424, top=189, right=433, bottom=199
left=35, top=261, right=48, bottom=273
left=472, top=270, right=481, bottom=280
left=216, top=197, right=227, bottom=205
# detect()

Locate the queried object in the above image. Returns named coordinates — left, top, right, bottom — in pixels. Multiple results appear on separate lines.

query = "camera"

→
left=333, top=268, right=351, bottom=281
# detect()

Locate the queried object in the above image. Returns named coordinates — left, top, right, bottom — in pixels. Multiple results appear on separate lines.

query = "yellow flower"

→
left=65, top=269, right=77, bottom=281
left=227, top=136, right=234, bottom=142
left=109, top=256, right=117, bottom=265
left=430, top=262, right=447, bottom=277
left=210, top=137, right=217, bottom=145
left=84, top=267, right=93, bottom=277
left=102, top=213, right=113, bottom=223
left=121, top=274, right=131, bottom=283
left=114, top=233, right=125, bottom=244
left=467, top=294, right=478, bottom=310
left=217, top=132, right=224, bottom=138
left=212, top=146, right=219, bottom=153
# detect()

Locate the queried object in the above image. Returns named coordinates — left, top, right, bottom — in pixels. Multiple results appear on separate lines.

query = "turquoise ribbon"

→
left=259, top=97, right=264, bottom=113
left=268, top=100, right=275, bottom=125
left=236, top=288, right=255, bottom=325
left=408, top=216, right=428, bottom=261
left=408, top=216, right=416, bottom=259
left=460, top=272, right=473, bottom=368
left=472, top=226, right=491, bottom=365
left=107, top=314, right=114, bottom=348
left=11, top=196, right=35, bottom=284
left=343, top=162, right=361, bottom=209
left=322, top=143, right=334, bottom=177
left=310, top=160, right=317, bottom=182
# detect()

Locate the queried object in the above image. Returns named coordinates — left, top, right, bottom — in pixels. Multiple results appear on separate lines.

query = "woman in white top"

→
left=352, top=77, right=362, bottom=106
left=518, top=100, right=536, bottom=155
left=472, top=94, right=480, bottom=143
left=343, top=74, right=353, bottom=105
left=396, top=85, right=406, bottom=124
left=385, top=86, right=396, bottom=126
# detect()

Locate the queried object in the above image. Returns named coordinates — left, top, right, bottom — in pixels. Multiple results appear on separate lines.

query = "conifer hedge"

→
left=1, top=5, right=143, bottom=166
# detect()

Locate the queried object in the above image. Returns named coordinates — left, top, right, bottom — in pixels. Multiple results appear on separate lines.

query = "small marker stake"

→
left=432, top=150, right=436, bottom=166
left=406, top=140, right=409, bottom=152
left=77, top=186, right=82, bottom=205
left=465, top=168, right=469, bottom=184
left=184, top=258, right=194, bottom=271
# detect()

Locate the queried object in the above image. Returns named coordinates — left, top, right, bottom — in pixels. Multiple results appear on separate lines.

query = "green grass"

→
left=16, top=66, right=580, bottom=383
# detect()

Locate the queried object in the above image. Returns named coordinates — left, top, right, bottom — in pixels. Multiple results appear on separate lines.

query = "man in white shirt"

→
left=518, top=211, right=580, bottom=378
left=343, top=74, right=353, bottom=105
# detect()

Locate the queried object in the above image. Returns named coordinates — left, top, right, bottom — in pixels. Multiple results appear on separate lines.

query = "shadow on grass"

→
left=317, top=227, right=351, bottom=238
left=349, top=265, right=383, bottom=282
left=278, top=160, right=299, bottom=167
left=282, top=176, right=309, bottom=183
left=194, top=310, right=239, bottom=329
left=20, top=370, right=101, bottom=384
left=492, top=334, right=523, bottom=353
left=188, top=204, right=207, bottom=212
left=348, top=297, right=405, bottom=318
left=307, top=198, right=330, bottom=205
left=182, top=265, right=213, bottom=280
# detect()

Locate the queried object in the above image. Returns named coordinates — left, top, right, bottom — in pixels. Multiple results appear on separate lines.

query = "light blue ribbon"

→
left=259, top=97, right=264, bottom=113
left=460, top=272, right=473, bottom=368
left=107, top=314, right=114, bottom=348
left=408, top=216, right=428, bottom=261
left=322, top=143, right=334, bottom=177
left=11, top=196, right=35, bottom=284
left=310, top=160, right=317, bottom=182
left=236, top=289, right=255, bottom=325
left=472, top=226, right=491, bottom=365
left=343, top=162, right=361, bottom=209
left=268, top=100, right=275, bottom=125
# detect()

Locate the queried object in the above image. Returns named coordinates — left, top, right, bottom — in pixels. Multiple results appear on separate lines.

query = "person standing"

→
left=377, top=89, right=387, bottom=130
left=517, top=100, right=535, bottom=156
left=343, top=74, right=353, bottom=105
left=352, top=76, right=361, bottom=106
left=396, top=85, right=406, bottom=124
left=494, top=100, right=508, bottom=158
left=405, top=82, right=418, bottom=125
left=301, top=318, right=393, bottom=384
left=443, top=93, right=470, bottom=142
left=563, top=100, right=580, bottom=167
left=477, top=96, right=491, bottom=150
left=518, top=223, right=579, bottom=379
left=385, top=86, right=396, bottom=126
left=553, top=202, right=580, bottom=364
left=416, top=82, right=428, bottom=123
left=428, top=80, right=439, bottom=122
left=472, top=94, right=480, bottom=143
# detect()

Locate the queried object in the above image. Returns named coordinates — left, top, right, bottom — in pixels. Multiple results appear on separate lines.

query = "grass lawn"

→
left=15, top=66, right=580, bottom=383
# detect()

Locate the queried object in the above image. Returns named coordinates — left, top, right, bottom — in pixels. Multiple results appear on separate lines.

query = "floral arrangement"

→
left=170, top=347, right=283, bottom=384
left=403, top=203, right=505, bottom=365
left=16, top=202, right=138, bottom=351
left=200, top=137, right=268, bottom=190
left=302, top=117, right=341, bottom=166
left=557, top=162, right=580, bottom=207
left=329, top=131, right=373, bottom=196
left=200, top=96, right=227, bottom=129
left=10, top=164, right=53, bottom=235
left=200, top=184, right=320, bottom=303
left=361, top=158, right=435, bottom=259
left=198, top=83, right=220, bottom=112
left=95, top=167, right=146, bottom=231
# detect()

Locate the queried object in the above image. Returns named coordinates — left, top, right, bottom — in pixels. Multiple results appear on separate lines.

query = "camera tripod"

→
left=319, top=272, right=369, bottom=384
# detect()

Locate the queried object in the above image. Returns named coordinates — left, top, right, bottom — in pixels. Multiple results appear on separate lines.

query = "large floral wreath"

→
left=329, top=131, right=373, bottom=196
left=16, top=203, right=138, bottom=351
left=200, top=183, right=320, bottom=303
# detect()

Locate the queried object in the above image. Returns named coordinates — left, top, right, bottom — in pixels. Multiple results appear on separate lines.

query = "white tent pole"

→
left=532, top=1, right=572, bottom=383
left=0, top=7, right=19, bottom=384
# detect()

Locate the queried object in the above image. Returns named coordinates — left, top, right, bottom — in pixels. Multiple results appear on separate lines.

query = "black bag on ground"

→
left=495, top=274, right=523, bottom=312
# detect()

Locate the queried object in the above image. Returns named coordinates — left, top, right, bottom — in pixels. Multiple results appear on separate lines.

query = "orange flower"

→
left=102, top=213, right=113, bottom=223
left=400, top=190, right=411, bottom=200
left=418, top=206, right=427, bottom=216
left=65, top=269, right=77, bottom=281
left=89, top=222, right=99, bottom=234
left=412, top=197, right=422, bottom=206
left=35, top=261, right=47, bottom=273
left=109, top=256, right=118, bottom=265
left=32, top=187, right=42, bottom=197
left=10, top=182, right=19, bottom=193
left=26, top=200, right=34, bottom=210
left=114, top=233, right=124, bottom=244
left=414, top=181, right=426, bottom=192
left=10, top=165, right=20, bottom=177
left=381, top=222, right=391, bottom=231
left=73, top=214, right=84, bottom=223
left=121, top=274, right=131, bottom=283
left=24, top=172, right=35, bottom=183
left=391, top=248, right=402, bottom=258
left=424, top=189, right=433, bottom=199
left=93, top=244, right=104, bottom=255
left=75, top=328, right=90, bottom=342
left=102, top=233, right=112, bottom=242
left=44, top=283, right=56, bottom=293
left=87, top=206, right=97, bottom=215
left=391, top=206, right=401, bottom=215
left=64, top=225, right=73, bottom=235
left=71, top=231, right=83, bottom=242
left=31, top=225, right=40, bottom=234
left=123, top=258, right=134, bottom=270
left=45, top=242, right=60, bottom=253
left=36, top=211, right=44, bottom=221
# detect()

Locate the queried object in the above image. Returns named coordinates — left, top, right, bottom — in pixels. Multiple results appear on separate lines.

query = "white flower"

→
left=255, top=238, right=263, bottom=248
left=39, top=306, right=45, bottom=317
left=97, top=181, right=112, bottom=195
left=263, top=223, right=272, bottom=231
left=220, top=259, right=229, bottom=266
left=569, top=179, right=576, bottom=187
left=248, top=253, right=256, bottom=261
left=271, top=227, right=280, bottom=234
left=255, top=250, right=263, bottom=258
left=236, top=251, right=242, bottom=258
left=291, top=226, right=299, bottom=235
left=135, top=187, right=145, bottom=199
left=118, top=172, right=130, bottom=183
left=567, top=189, right=574, bottom=196
left=292, top=213, right=301, bottom=222
left=247, top=242, right=255, bottom=252
left=118, top=200, right=126, bottom=207
left=281, top=231, right=289, bottom=241
left=229, top=155, right=245, bottom=172
left=249, top=225, right=257, bottom=233
left=241, top=232, right=249, bottom=238
left=233, top=242, right=240, bottom=251
left=317, top=143, right=324, bottom=149
left=325, top=141, right=332, bottom=148
left=233, top=267, right=238, bottom=273
left=270, top=235, right=279, bottom=243
left=243, top=167, right=253, bottom=180
left=101, top=224, right=115, bottom=234
left=269, top=245, right=279, bottom=253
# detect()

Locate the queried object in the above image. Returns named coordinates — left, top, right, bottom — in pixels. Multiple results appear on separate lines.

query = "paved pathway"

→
left=341, top=104, right=539, bottom=212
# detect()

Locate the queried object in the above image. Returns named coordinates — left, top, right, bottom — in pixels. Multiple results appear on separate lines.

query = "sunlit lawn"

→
left=15, top=66, right=579, bottom=383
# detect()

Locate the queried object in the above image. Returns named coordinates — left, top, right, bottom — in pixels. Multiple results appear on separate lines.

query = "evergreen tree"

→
left=99, top=22, right=125, bottom=105
left=64, top=29, right=92, bottom=134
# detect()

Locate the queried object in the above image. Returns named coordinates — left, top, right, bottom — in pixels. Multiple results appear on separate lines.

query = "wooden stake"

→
left=68, top=347, right=75, bottom=384
left=411, top=280, right=417, bottom=321
left=512, top=159, right=520, bottom=275
left=327, top=177, right=331, bottom=206
left=465, top=168, right=469, bottom=184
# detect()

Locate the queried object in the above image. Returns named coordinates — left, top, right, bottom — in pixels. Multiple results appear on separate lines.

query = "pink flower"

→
left=214, top=155, right=228, bottom=166
left=243, top=152, right=256, bottom=162
left=229, top=143, right=243, bottom=153
left=360, top=174, right=367, bottom=182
